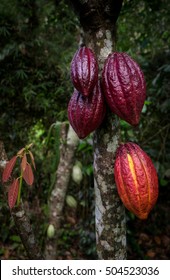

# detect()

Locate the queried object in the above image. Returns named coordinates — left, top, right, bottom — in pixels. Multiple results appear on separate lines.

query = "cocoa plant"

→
left=2, top=143, right=35, bottom=209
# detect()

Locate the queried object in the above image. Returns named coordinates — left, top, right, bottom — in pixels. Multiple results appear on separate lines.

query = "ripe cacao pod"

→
left=114, top=142, right=158, bottom=219
left=70, top=46, right=98, bottom=96
left=68, top=82, right=106, bottom=139
left=102, top=52, right=146, bottom=125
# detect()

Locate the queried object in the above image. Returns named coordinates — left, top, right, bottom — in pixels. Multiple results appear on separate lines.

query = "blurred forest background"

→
left=0, top=0, right=170, bottom=259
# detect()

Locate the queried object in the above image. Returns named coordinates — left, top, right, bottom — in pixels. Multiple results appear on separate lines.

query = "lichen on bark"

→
left=93, top=112, right=126, bottom=259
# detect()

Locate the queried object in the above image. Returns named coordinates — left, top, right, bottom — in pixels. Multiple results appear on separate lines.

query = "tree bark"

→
left=12, top=203, right=44, bottom=260
left=45, top=124, right=79, bottom=259
left=0, top=140, right=44, bottom=260
left=69, top=0, right=127, bottom=259
left=93, top=113, right=126, bottom=259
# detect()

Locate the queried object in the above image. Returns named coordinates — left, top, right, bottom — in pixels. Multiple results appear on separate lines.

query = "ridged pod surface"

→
left=114, top=142, right=158, bottom=219
left=70, top=47, right=98, bottom=96
left=68, top=82, right=106, bottom=139
left=102, top=52, right=146, bottom=125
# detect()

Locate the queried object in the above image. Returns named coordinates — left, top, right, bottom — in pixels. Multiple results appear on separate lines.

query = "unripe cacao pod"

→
left=47, top=224, right=55, bottom=238
left=114, top=142, right=158, bottom=219
left=75, top=160, right=82, bottom=169
left=102, top=52, right=146, bottom=125
left=70, top=46, right=98, bottom=96
left=66, top=195, right=77, bottom=208
left=68, top=82, right=106, bottom=139
left=72, top=165, right=83, bottom=185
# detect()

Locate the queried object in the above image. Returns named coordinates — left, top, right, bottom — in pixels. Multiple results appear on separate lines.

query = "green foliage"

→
left=118, top=0, right=170, bottom=58
left=0, top=0, right=78, bottom=148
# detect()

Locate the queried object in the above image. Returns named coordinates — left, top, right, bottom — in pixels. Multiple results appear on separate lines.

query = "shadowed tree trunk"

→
left=45, top=124, right=79, bottom=259
left=69, top=0, right=127, bottom=259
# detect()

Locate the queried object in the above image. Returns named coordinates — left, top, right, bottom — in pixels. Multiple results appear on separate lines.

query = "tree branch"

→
left=0, top=140, right=44, bottom=260
left=12, top=203, right=44, bottom=259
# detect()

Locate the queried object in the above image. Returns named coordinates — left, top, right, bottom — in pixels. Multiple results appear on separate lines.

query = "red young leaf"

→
left=21, top=154, right=27, bottom=172
left=2, top=156, right=17, bottom=183
left=8, top=178, right=19, bottom=209
left=28, top=151, right=36, bottom=170
left=23, top=163, right=34, bottom=186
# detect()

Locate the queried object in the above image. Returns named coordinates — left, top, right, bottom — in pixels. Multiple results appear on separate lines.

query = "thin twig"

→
left=142, top=124, right=170, bottom=145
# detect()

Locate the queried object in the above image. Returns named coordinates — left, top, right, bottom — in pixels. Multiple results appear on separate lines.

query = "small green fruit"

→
left=72, top=165, right=83, bottom=184
left=47, top=224, right=55, bottom=238
left=66, top=195, right=77, bottom=208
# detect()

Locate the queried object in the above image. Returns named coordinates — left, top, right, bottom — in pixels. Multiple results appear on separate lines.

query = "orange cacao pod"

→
left=68, top=82, right=106, bottom=139
left=114, top=142, right=158, bottom=219
left=102, top=52, right=146, bottom=125
left=70, top=47, right=98, bottom=96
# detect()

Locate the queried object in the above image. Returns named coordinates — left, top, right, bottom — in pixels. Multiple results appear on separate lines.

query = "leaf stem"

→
left=17, top=173, right=23, bottom=206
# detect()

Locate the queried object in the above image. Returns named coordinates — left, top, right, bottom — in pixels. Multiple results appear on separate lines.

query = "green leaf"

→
left=15, top=69, right=28, bottom=80
left=144, top=100, right=152, bottom=105
left=142, top=104, right=147, bottom=113
left=10, top=235, right=21, bottom=242
left=160, top=178, right=168, bottom=187
left=120, top=120, right=131, bottom=129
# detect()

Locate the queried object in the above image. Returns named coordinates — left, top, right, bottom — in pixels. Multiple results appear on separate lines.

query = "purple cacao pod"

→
left=70, top=47, right=98, bottom=96
left=68, top=82, right=106, bottom=139
left=102, top=52, right=146, bottom=125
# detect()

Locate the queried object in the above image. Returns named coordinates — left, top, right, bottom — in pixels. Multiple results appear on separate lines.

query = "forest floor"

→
left=0, top=184, right=169, bottom=260
left=57, top=186, right=170, bottom=260
left=58, top=184, right=170, bottom=260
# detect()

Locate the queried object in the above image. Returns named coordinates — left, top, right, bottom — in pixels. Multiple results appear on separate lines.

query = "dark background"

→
left=0, top=0, right=169, bottom=259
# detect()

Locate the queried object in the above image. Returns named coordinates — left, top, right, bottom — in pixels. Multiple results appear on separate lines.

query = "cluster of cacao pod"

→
left=68, top=46, right=158, bottom=219
left=68, top=47, right=146, bottom=138
left=68, top=47, right=106, bottom=139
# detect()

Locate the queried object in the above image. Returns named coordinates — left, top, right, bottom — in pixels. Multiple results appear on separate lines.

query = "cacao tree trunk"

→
left=69, top=0, right=127, bottom=259
left=45, top=124, right=79, bottom=259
